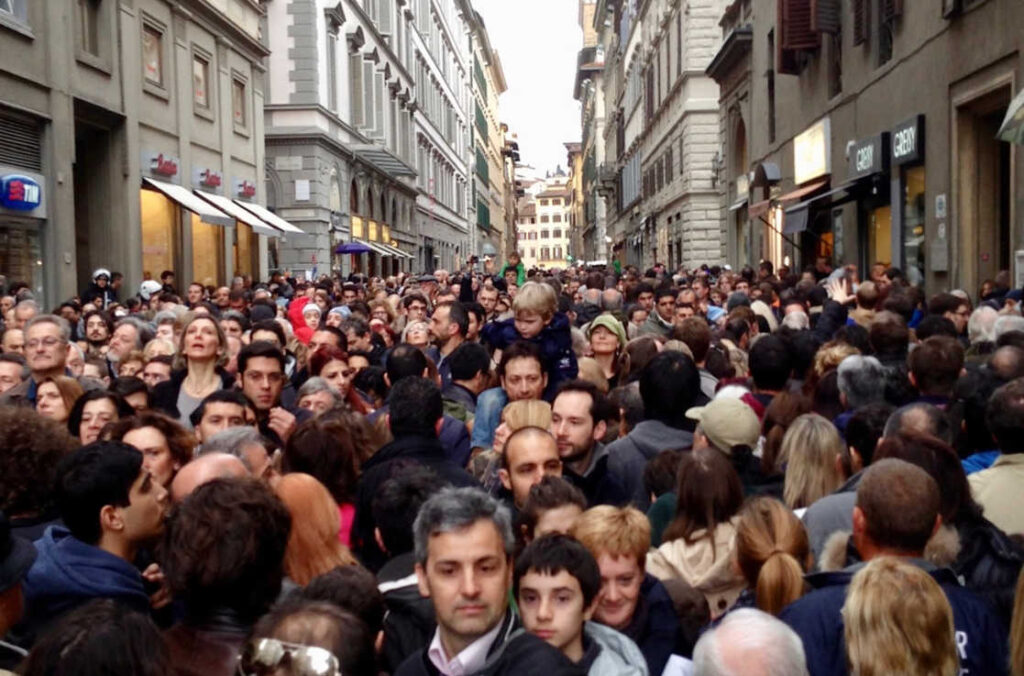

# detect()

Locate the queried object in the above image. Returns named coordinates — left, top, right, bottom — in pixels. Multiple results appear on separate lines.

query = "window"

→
left=767, top=30, right=776, bottom=144
left=193, top=54, right=210, bottom=110
left=540, top=199, right=549, bottom=206
left=553, top=229, right=561, bottom=238
left=79, top=0, right=101, bottom=57
left=326, top=29, right=338, bottom=112
left=540, top=215, right=550, bottom=224
left=232, top=78, right=247, bottom=127
left=0, top=0, right=12, bottom=13
left=142, top=25, right=162, bottom=85
left=530, top=247, right=536, bottom=258
left=553, top=214, right=562, bottom=223
left=541, top=229, right=550, bottom=239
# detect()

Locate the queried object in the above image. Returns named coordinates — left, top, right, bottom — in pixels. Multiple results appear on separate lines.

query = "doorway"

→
left=956, top=84, right=1014, bottom=294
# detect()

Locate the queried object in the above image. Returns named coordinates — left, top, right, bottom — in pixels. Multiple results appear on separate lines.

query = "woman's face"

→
left=589, top=326, right=619, bottom=356
left=183, top=318, right=220, bottom=362
left=348, top=354, right=371, bottom=374
left=406, top=326, right=429, bottom=348
left=304, top=311, right=320, bottom=330
left=320, top=358, right=353, bottom=397
left=118, top=359, right=143, bottom=378
left=36, top=382, right=69, bottom=422
left=371, top=306, right=390, bottom=323
left=315, top=295, right=329, bottom=312
left=122, top=426, right=179, bottom=487
left=80, top=398, right=118, bottom=445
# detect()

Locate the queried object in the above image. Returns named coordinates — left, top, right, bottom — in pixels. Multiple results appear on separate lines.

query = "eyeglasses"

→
left=26, top=336, right=64, bottom=349
left=238, top=638, right=340, bottom=676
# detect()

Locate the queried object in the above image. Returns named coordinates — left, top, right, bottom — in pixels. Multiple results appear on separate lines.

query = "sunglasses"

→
left=238, top=638, right=340, bottom=676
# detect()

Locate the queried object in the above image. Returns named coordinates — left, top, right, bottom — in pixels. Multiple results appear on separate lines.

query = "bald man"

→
left=499, top=426, right=562, bottom=509
left=170, top=453, right=248, bottom=502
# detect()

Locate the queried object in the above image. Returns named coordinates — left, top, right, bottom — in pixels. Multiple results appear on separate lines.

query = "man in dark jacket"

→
left=19, top=442, right=168, bottom=644
left=780, top=459, right=1008, bottom=676
left=354, top=377, right=478, bottom=571
left=441, top=342, right=491, bottom=416
left=606, top=351, right=701, bottom=509
left=550, top=380, right=629, bottom=507
left=395, top=486, right=583, bottom=676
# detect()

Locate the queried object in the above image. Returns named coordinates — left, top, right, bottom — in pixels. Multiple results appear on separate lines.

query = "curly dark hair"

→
left=283, top=410, right=382, bottom=503
left=160, top=478, right=291, bottom=623
left=0, top=407, right=76, bottom=518
left=103, top=411, right=196, bottom=471
left=19, top=599, right=172, bottom=676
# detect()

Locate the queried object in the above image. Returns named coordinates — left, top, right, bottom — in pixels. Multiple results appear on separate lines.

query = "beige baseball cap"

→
left=685, top=397, right=761, bottom=454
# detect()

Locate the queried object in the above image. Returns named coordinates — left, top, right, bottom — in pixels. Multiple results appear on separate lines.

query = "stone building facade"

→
left=0, top=0, right=272, bottom=306
left=708, top=0, right=1024, bottom=293
left=590, top=0, right=728, bottom=274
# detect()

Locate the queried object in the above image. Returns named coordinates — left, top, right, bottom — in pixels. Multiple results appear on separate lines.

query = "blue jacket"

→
left=481, top=313, right=578, bottom=400
left=20, top=526, right=149, bottom=641
left=779, top=561, right=1008, bottom=676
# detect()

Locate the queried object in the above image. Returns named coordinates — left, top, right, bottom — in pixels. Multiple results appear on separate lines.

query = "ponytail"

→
left=754, top=550, right=806, bottom=616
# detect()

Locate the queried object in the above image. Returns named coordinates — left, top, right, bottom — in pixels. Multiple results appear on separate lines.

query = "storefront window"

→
left=351, top=216, right=363, bottom=239
left=234, top=222, right=255, bottom=278
left=868, top=205, right=892, bottom=267
left=0, top=220, right=43, bottom=297
left=191, top=214, right=224, bottom=287
left=903, top=166, right=926, bottom=287
left=140, top=189, right=178, bottom=281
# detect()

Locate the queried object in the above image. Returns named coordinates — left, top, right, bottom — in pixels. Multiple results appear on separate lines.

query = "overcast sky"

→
left=472, top=0, right=582, bottom=175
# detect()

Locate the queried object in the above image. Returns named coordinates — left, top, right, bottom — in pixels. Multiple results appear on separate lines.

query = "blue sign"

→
left=0, top=174, right=42, bottom=211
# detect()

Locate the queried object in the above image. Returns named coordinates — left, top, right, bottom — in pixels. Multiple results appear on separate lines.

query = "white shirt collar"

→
left=426, top=619, right=505, bottom=676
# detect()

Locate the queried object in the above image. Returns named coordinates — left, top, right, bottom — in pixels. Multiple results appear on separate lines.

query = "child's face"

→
left=518, top=569, right=591, bottom=660
left=630, top=309, right=648, bottom=326
left=505, top=270, right=518, bottom=285
left=515, top=310, right=546, bottom=339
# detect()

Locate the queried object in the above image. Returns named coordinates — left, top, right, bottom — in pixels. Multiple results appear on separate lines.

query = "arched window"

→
left=350, top=180, right=359, bottom=214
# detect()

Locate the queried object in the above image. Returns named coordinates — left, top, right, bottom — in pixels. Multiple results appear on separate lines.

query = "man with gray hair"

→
left=692, top=608, right=808, bottom=676
left=834, top=355, right=886, bottom=438
left=198, top=426, right=276, bottom=481
left=0, top=315, right=101, bottom=406
left=10, top=299, right=39, bottom=330
left=396, top=486, right=583, bottom=676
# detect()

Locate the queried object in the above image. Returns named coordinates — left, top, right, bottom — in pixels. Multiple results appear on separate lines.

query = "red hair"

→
left=308, top=346, right=373, bottom=415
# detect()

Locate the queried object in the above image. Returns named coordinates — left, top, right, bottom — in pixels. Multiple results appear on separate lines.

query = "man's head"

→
left=928, top=292, right=970, bottom=334
left=187, top=283, right=205, bottom=306
left=570, top=506, right=650, bottom=630
left=140, top=356, right=173, bottom=390
left=12, top=300, right=38, bottom=329
left=844, top=403, right=894, bottom=474
left=0, top=353, right=26, bottom=394
left=372, top=465, right=447, bottom=558
left=55, top=442, right=168, bottom=557
left=499, top=341, right=547, bottom=402
left=639, top=351, right=700, bottom=429
left=237, top=341, right=287, bottom=411
left=477, top=285, right=499, bottom=315
left=24, top=315, right=71, bottom=377
left=1, top=327, right=24, bottom=355
left=908, top=336, right=964, bottom=398
left=168, top=452, right=248, bottom=502
left=190, top=389, right=252, bottom=442
left=108, top=318, right=147, bottom=362
left=514, top=534, right=600, bottom=662
left=199, top=426, right=274, bottom=480
left=673, top=318, right=711, bottom=364
left=749, top=335, right=792, bottom=393
left=162, top=478, right=290, bottom=621
left=429, top=301, right=468, bottom=349
left=986, top=378, right=1024, bottom=454
left=83, top=310, right=113, bottom=345
left=340, top=318, right=373, bottom=353
left=853, top=458, right=940, bottom=559
left=499, top=427, right=562, bottom=509
left=388, top=376, right=443, bottom=438
left=308, top=326, right=347, bottom=357
left=837, top=355, right=886, bottom=409
left=447, top=341, right=491, bottom=394
left=551, top=380, right=611, bottom=466
left=654, top=288, right=676, bottom=322
left=413, top=487, right=515, bottom=656
left=402, top=293, right=429, bottom=322
left=692, top=608, right=808, bottom=676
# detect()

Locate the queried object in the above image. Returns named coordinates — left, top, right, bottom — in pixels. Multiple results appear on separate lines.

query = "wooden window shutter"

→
left=811, top=0, right=841, bottom=34
left=881, top=0, right=903, bottom=21
left=780, top=0, right=820, bottom=50
left=852, top=0, right=870, bottom=45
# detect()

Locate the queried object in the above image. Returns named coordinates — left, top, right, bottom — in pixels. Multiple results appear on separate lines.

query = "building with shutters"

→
left=590, top=0, right=729, bottom=273
left=574, top=0, right=608, bottom=265
left=708, top=0, right=1024, bottom=293
left=516, top=172, right=572, bottom=270
left=0, top=0, right=275, bottom=307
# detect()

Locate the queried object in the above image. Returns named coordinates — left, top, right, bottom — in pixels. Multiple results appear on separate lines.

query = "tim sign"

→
left=0, top=174, right=42, bottom=211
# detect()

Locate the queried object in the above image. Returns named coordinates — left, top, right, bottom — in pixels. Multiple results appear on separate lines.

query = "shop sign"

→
left=144, top=152, right=180, bottom=179
left=891, top=115, right=925, bottom=166
left=0, top=174, right=42, bottom=211
left=847, top=133, right=890, bottom=181
left=193, top=168, right=222, bottom=190
left=794, top=117, right=831, bottom=185
left=235, top=179, right=257, bottom=199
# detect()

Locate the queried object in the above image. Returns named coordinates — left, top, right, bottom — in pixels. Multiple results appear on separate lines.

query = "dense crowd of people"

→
left=2, top=257, right=1024, bottom=675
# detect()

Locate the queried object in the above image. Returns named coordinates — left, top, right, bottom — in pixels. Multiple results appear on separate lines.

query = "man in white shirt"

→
left=395, top=486, right=584, bottom=676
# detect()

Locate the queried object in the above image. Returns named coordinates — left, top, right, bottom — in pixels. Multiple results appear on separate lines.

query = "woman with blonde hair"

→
left=842, top=556, right=959, bottom=676
left=733, top=497, right=812, bottom=616
left=781, top=413, right=845, bottom=512
left=274, top=473, right=357, bottom=586
left=151, top=313, right=234, bottom=426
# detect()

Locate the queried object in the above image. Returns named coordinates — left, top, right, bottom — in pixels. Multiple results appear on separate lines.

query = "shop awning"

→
left=364, top=241, right=393, bottom=257
left=748, top=179, right=829, bottom=221
left=783, top=206, right=810, bottom=234
left=785, top=179, right=866, bottom=214
left=335, top=241, right=374, bottom=254
left=194, top=190, right=281, bottom=238
left=142, top=178, right=233, bottom=227
left=377, top=243, right=404, bottom=258
left=392, top=245, right=414, bottom=259
left=234, top=200, right=305, bottom=235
